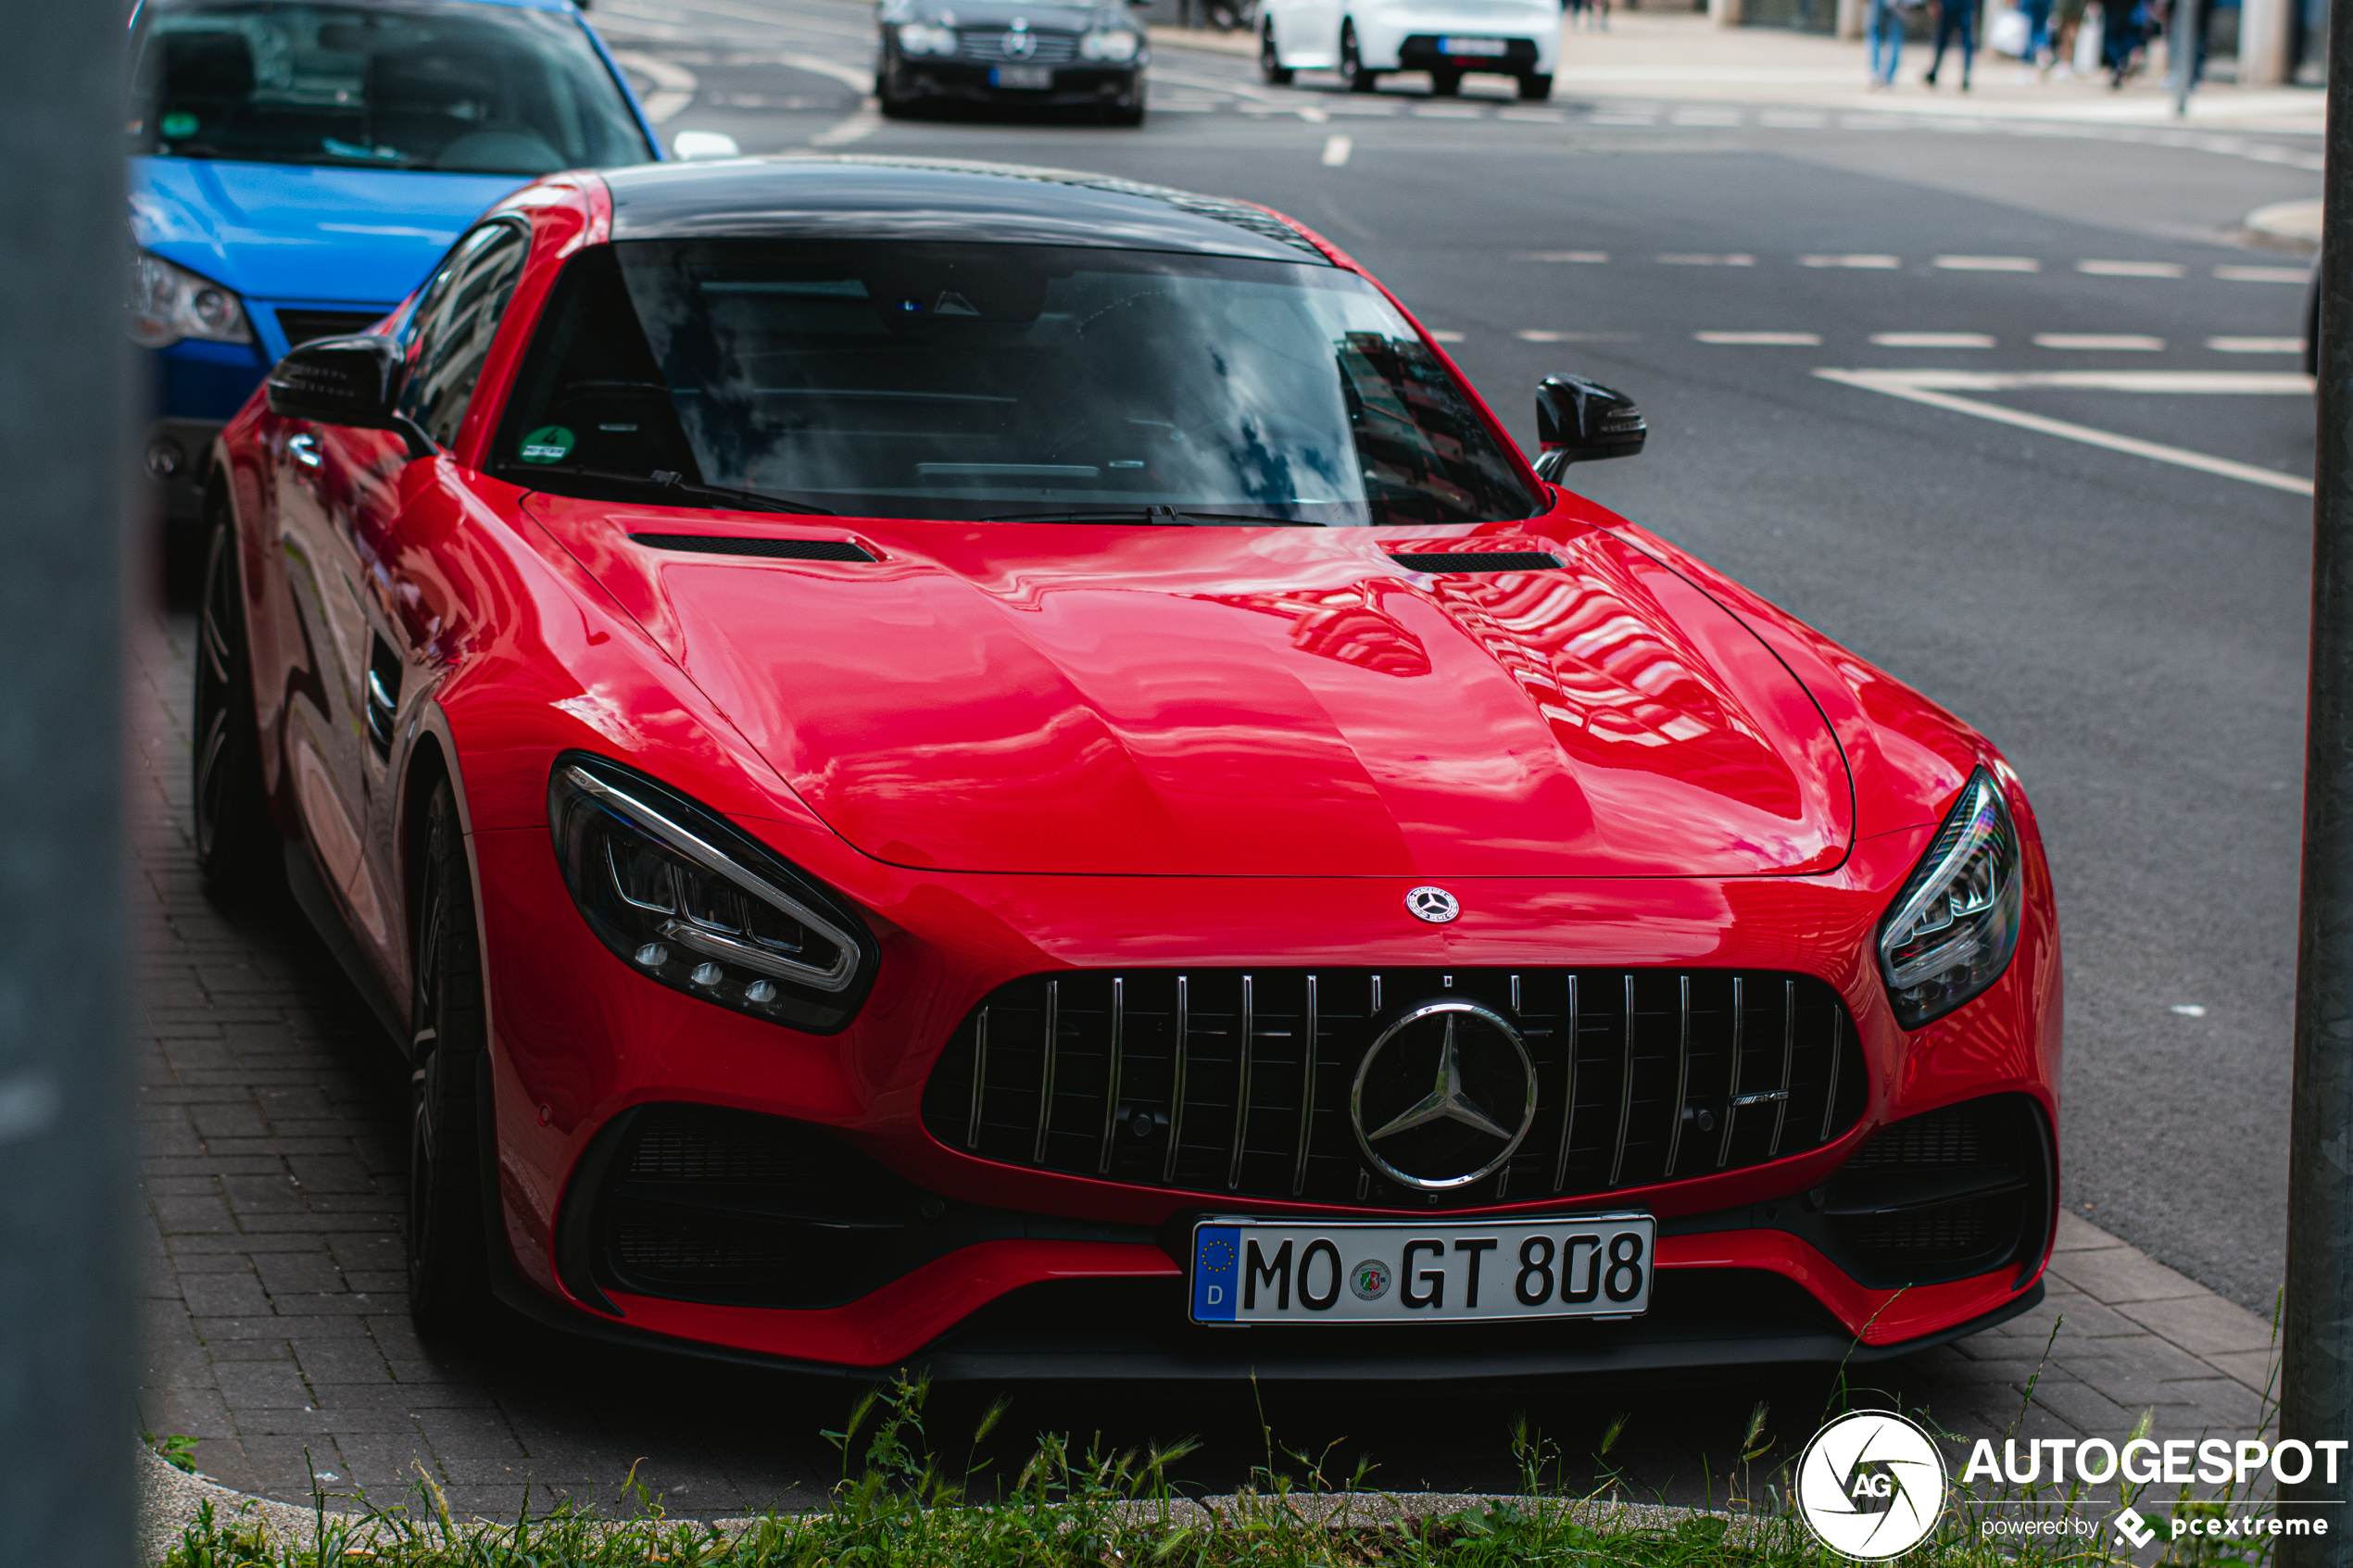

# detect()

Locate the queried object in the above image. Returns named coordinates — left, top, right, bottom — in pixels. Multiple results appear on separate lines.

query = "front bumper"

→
left=470, top=806, right=2062, bottom=1377
left=885, top=56, right=1144, bottom=108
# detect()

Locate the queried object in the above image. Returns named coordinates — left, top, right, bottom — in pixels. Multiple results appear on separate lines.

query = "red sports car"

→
left=197, top=155, right=2060, bottom=1378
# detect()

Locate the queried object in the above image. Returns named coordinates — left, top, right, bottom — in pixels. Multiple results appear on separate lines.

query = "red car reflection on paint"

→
left=195, top=156, right=2060, bottom=1378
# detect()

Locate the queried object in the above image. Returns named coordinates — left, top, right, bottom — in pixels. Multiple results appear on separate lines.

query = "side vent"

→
left=1389, top=551, right=1562, bottom=573
left=364, top=633, right=402, bottom=762
left=631, top=534, right=876, bottom=562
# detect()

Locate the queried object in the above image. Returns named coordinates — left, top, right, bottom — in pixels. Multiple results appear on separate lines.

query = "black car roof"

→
left=599, top=156, right=1331, bottom=262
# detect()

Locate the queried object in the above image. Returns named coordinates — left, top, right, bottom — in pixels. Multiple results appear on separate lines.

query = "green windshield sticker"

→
left=519, top=426, right=574, bottom=464
left=159, top=111, right=199, bottom=139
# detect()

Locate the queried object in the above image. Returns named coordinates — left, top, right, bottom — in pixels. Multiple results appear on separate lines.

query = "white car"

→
left=1258, top=0, right=1558, bottom=97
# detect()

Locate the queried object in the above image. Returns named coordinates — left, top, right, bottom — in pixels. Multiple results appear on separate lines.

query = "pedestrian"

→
left=1868, top=0, right=1907, bottom=85
left=1564, top=0, right=1591, bottom=29
left=1592, top=0, right=1611, bottom=31
left=1923, top=0, right=1977, bottom=86
left=2099, top=0, right=2150, bottom=84
left=2053, top=0, right=2088, bottom=73
left=2019, top=0, right=2054, bottom=70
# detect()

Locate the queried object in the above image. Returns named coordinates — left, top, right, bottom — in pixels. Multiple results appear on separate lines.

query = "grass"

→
left=155, top=1313, right=2293, bottom=1568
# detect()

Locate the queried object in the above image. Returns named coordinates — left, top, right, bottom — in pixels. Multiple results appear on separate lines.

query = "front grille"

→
left=921, top=969, right=1866, bottom=1209
left=274, top=307, right=387, bottom=346
left=955, top=27, right=1079, bottom=61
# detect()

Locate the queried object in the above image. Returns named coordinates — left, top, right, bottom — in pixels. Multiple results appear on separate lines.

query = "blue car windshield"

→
left=129, top=1, right=654, bottom=175
left=493, top=240, right=1541, bottom=527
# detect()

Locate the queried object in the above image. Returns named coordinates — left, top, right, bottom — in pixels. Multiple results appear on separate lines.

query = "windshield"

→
left=491, top=239, right=1541, bottom=526
left=129, top=1, right=654, bottom=176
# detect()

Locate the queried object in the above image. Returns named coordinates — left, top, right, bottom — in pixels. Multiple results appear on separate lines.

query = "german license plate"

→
left=1189, top=1214, right=1654, bottom=1324
left=1440, top=36, right=1510, bottom=55
left=990, top=64, right=1055, bottom=88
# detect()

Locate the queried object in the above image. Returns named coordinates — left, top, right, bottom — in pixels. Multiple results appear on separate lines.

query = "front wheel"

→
left=1518, top=71, right=1554, bottom=99
left=193, top=502, right=283, bottom=905
left=407, top=779, right=493, bottom=1334
left=1106, top=84, right=1147, bottom=125
left=1340, top=24, right=1378, bottom=91
left=1260, top=24, right=1295, bottom=83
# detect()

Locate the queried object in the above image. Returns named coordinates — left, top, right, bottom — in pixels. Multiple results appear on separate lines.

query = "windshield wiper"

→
left=547, top=467, right=836, bottom=517
left=980, top=505, right=1319, bottom=527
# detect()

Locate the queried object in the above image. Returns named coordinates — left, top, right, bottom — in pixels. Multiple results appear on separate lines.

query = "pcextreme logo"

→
left=1795, top=1411, right=1949, bottom=1560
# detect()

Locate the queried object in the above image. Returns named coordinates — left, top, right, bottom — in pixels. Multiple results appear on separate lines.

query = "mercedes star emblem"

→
left=1405, top=885, right=1460, bottom=924
left=1350, top=999, right=1536, bottom=1190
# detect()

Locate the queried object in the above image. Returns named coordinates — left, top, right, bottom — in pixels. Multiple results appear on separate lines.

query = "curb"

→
left=1147, top=24, right=1257, bottom=56
left=2240, top=198, right=2322, bottom=257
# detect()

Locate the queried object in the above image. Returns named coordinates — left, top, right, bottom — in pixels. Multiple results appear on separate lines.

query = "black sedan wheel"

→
left=1341, top=24, right=1378, bottom=92
left=193, top=504, right=282, bottom=903
left=408, top=780, right=493, bottom=1333
left=1261, top=23, right=1294, bottom=83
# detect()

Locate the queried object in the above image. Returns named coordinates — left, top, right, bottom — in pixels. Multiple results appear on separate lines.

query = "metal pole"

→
left=0, top=0, right=133, bottom=1564
left=2171, top=0, right=2201, bottom=113
left=2280, top=0, right=2353, bottom=1552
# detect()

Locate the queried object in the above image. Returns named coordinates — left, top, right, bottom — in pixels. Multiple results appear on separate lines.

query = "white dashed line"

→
left=2033, top=333, right=2166, bottom=351
left=1804, top=255, right=1902, bottom=269
left=1413, top=105, right=1487, bottom=119
left=1660, top=254, right=1755, bottom=266
left=1696, top=331, right=1823, bottom=345
left=1321, top=134, right=1353, bottom=166
left=1872, top=332, right=1996, bottom=348
left=2215, top=265, right=2310, bottom=283
left=1519, top=251, right=1610, bottom=263
left=1832, top=370, right=2309, bottom=393
left=1498, top=108, right=1567, bottom=123
left=1517, top=330, right=1569, bottom=342
left=2077, top=260, right=2187, bottom=278
left=1514, top=331, right=1641, bottom=342
left=1759, top=110, right=1829, bottom=127
left=610, top=50, right=698, bottom=122
left=2208, top=336, right=2305, bottom=354
left=1817, top=368, right=2313, bottom=495
left=1587, top=112, right=1657, bottom=125
left=1669, top=108, right=1743, bottom=125
left=1428, top=330, right=1466, bottom=342
left=1935, top=256, right=2043, bottom=272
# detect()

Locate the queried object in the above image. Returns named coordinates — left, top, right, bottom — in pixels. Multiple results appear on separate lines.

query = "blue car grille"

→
left=956, top=27, right=1080, bottom=61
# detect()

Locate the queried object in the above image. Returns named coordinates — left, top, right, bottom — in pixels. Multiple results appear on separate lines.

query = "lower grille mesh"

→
left=921, top=969, right=1866, bottom=1209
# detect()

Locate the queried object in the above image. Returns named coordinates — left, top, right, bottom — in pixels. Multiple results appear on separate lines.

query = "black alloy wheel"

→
left=875, top=55, right=913, bottom=117
left=1430, top=65, right=1463, bottom=94
left=1518, top=71, right=1553, bottom=99
left=193, top=502, right=283, bottom=903
left=1261, top=22, right=1294, bottom=82
left=1340, top=24, right=1377, bottom=92
left=407, top=779, right=493, bottom=1333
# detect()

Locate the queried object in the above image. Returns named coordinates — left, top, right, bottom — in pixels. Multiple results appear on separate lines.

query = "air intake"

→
left=1388, top=552, right=1562, bottom=573
left=630, top=534, right=875, bottom=562
left=1822, top=1094, right=2052, bottom=1288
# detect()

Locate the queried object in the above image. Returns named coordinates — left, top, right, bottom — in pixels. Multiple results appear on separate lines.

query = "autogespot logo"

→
left=1795, top=1411, right=1948, bottom=1560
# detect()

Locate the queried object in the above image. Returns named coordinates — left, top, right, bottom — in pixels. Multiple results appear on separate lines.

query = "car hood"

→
left=129, top=157, right=529, bottom=303
left=532, top=505, right=1854, bottom=878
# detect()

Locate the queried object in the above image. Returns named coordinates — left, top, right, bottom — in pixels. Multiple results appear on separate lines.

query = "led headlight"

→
left=549, top=754, right=879, bottom=1035
left=1876, top=768, right=2024, bottom=1030
left=126, top=251, right=252, bottom=349
left=898, top=21, right=958, bottom=55
left=1079, top=29, right=1139, bottom=59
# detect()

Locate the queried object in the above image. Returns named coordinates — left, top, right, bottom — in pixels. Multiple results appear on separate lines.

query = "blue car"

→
left=127, top=0, right=665, bottom=523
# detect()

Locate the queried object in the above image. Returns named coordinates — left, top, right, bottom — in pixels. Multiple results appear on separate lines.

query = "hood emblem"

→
left=1351, top=1000, right=1536, bottom=1190
left=1001, top=24, right=1036, bottom=54
left=1405, top=885, right=1459, bottom=924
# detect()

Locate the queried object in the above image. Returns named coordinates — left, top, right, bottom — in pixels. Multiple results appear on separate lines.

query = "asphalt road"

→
left=155, top=0, right=2333, bottom=1509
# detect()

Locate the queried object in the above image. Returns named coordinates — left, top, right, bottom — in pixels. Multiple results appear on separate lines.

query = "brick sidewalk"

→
left=131, top=607, right=2277, bottom=1524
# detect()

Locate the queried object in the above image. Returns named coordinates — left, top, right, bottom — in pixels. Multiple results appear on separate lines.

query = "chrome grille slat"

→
left=925, top=967, right=1862, bottom=1208
left=954, top=27, right=1080, bottom=61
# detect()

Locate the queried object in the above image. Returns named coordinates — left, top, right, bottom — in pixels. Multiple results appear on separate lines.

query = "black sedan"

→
left=877, top=0, right=1149, bottom=123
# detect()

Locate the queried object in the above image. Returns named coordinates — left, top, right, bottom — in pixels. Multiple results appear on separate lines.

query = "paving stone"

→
left=2048, top=1245, right=2206, bottom=1306
left=2203, top=1348, right=2281, bottom=1394
left=213, top=1361, right=316, bottom=1409
left=180, top=1273, right=272, bottom=1318
left=2118, top=1294, right=2281, bottom=1359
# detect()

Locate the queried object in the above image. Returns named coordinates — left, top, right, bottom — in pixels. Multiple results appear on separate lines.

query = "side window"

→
left=397, top=222, right=531, bottom=452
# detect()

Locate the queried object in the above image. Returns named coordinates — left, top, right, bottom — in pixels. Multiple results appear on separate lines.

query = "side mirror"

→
left=1533, top=374, right=1645, bottom=481
left=673, top=131, right=741, bottom=160
left=265, top=334, right=434, bottom=458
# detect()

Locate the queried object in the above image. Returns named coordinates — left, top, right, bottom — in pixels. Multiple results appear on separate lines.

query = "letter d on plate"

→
left=1194, top=1225, right=1240, bottom=1322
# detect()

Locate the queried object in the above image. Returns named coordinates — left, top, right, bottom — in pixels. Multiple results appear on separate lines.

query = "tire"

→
left=407, top=780, right=493, bottom=1334
left=1518, top=71, right=1553, bottom=99
left=1340, top=23, right=1378, bottom=91
left=1430, top=67, right=1463, bottom=94
left=877, top=70, right=912, bottom=118
left=1106, top=85, right=1147, bottom=125
left=192, top=500, right=283, bottom=905
left=1260, top=24, right=1295, bottom=83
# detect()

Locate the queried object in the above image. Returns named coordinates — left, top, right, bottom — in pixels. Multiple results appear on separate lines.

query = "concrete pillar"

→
left=2241, top=0, right=2292, bottom=86
left=1710, top=0, right=1743, bottom=26
left=1838, top=0, right=1867, bottom=39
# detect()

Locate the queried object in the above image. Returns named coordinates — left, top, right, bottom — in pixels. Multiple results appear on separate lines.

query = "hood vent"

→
left=1389, top=551, right=1562, bottom=573
left=631, top=533, right=875, bottom=563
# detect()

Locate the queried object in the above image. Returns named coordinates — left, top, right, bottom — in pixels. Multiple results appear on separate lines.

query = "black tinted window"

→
left=400, top=221, right=529, bottom=449
left=491, top=240, right=1540, bottom=527
left=130, top=1, right=654, bottom=175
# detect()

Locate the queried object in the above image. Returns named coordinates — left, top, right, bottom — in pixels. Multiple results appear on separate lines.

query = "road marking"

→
left=2033, top=332, right=2166, bottom=350
left=1826, top=370, right=2309, bottom=392
left=610, top=50, right=698, bottom=122
left=1817, top=368, right=2313, bottom=495
left=2077, top=259, right=2186, bottom=278
left=1516, top=330, right=1641, bottom=342
left=1519, top=251, right=1609, bottom=263
left=1498, top=107, right=1566, bottom=122
left=1804, top=254, right=1901, bottom=269
left=1872, top=332, right=1996, bottom=347
left=2216, top=265, right=2309, bottom=283
left=808, top=101, right=882, bottom=145
left=1670, top=107, right=1743, bottom=125
left=1321, top=134, right=1353, bottom=166
left=1935, top=255, right=2043, bottom=271
left=1759, top=109, right=1828, bottom=126
left=1428, top=330, right=1466, bottom=342
left=2208, top=336, right=2305, bottom=354
left=1696, top=331, right=1823, bottom=345
left=769, top=50, right=879, bottom=92
left=1413, top=105, right=1487, bottom=118
left=1660, top=253, right=1755, bottom=266
left=1587, top=112, right=1658, bottom=124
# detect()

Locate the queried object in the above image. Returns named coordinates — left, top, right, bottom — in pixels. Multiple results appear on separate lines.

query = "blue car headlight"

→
left=127, top=251, right=252, bottom=349
left=1876, top=768, right=2024, bottom=1030
left=549, top=753, right=880, bottom=1035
